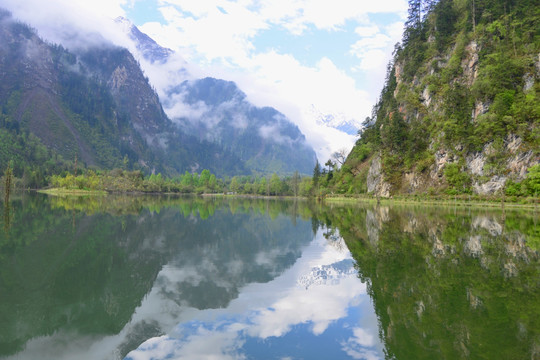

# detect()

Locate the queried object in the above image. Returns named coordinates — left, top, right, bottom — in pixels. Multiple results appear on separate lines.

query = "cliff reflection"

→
left=317, top=204, right=539, bottom=360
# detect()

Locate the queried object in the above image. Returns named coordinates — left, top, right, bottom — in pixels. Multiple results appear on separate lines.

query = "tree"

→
left=269, top=173, right=282, bottom=195
left=313, top=161, right=321, bottom=195
left=325, top=159, right=335, bottom=173
left=331, top=148, right=349, bottom=167
left=4, top=160, right=13, bottom=203
left=199, top=169, right=211, bottom=187
left=230, top=176, right=240, bottom=193
left=292, top=171, right=300, bottom=197
left=404, top=0, right=423, bottom=45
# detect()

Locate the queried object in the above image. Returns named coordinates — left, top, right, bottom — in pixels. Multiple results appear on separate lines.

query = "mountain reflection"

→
left=0, top=194, right=314, bottom=359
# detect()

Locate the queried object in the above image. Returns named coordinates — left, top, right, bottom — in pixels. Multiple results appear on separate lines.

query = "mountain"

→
left=167, top=77, right=317, bottom=175
left=0, top=9, right=251, bottom=182
left=119, top=17, right=317, bottom=175
left=116, top=16, right=174, bottom=64
left=329, top=0, right=539, bottom=197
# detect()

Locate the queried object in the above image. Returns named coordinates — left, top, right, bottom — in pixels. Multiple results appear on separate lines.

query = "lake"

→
left=0, top=194, right=538, bottom=359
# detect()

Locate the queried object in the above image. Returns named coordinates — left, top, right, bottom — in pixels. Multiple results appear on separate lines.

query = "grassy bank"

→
left=323, top=194, right=539, bottom=209
left=38, top=188, right=108, bottom=196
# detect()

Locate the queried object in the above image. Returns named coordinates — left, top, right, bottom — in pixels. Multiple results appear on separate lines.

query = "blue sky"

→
left=3, top=0, right=408, bottom=160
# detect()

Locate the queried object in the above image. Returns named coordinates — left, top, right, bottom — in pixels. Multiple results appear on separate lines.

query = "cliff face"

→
left=344, top=0, right=539, bottom=197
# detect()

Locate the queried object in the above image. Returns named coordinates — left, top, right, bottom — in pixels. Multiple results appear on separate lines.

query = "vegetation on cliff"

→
left=319, top=0, right=539, bottom=197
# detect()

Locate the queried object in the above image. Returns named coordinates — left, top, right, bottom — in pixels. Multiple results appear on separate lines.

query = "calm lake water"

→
left=0, top=194, right=538, bottom=359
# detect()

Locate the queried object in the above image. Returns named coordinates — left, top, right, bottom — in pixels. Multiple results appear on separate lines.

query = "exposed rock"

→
left=367, top=154, right=391, bottom=197
left=404, top=172, right=421, bottom=193
left=431, top=150, right=456, bottom=179
left=109, top=66, right=128, bottom=91
left=422, top=87, right=432, bottom=107
left=464, top=235, right=483, bottom=258
left=503, top=261, right=518, bottom=278
left=505, top=134, right=522, bottom=153
left=472, top=216, right=503, bottom=236
left=462, top=41, right=479, bottom=86
left=366, top=210, right=380, bottom=245
left=472, top=100, right=490, bottom=121
left=523, top=74, right=534, bottom=92
left=467, top=288, right=482, bottom=309
left=394, top=61, right=403, bottom=97
left=473, top=175, right=507, bottom=195
left=466, top=152, right=485, bottom=176
left=432, top=238, right=446, bottom=257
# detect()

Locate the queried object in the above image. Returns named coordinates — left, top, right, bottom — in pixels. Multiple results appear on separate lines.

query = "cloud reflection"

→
left=126, top=229, right=382, bottom=359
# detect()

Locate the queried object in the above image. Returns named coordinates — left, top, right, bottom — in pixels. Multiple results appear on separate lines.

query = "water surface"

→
left=0, top=195, right=538, bottom=359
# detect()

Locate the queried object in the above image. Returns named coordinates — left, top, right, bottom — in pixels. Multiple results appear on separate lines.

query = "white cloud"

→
left=135, top=0, right=408, bottom=161
left=2, top=0, right=131, bottom=50
left=355, top=25, right=381, bottom=37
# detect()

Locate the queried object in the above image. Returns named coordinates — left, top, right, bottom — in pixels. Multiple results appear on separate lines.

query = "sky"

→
left=2, top=0, right=408, bottom=162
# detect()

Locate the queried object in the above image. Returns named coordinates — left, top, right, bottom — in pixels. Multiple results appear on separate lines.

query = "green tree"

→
left=269, top=173, right=282, bottom=195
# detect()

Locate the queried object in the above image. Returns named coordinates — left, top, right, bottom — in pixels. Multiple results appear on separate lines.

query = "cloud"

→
left=124, top=229, right=375, bottom=359
left=2, top=0, right=132, bottom=51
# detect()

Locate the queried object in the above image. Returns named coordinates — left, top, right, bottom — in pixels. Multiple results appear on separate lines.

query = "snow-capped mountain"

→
left=309, top=105, right=363, bottom=136
left=116, top=16, right=174, bottom=63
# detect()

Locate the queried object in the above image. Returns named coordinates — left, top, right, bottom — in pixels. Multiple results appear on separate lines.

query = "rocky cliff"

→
left=341, top=0, right=539, bottom=197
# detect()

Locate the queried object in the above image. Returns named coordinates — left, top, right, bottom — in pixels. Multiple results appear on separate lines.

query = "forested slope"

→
left=329, top=0, right=539, bottom=197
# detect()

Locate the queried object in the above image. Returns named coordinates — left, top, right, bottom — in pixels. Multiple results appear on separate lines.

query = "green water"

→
left=0, top=194, right=538, bottom=359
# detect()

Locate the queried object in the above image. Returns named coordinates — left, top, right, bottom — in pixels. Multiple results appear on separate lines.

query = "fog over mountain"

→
left=119, top=17, right=317, bottom=174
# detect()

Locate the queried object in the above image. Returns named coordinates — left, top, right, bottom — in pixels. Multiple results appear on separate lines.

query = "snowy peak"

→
left=297, top=259, right=357, bottom=289
left=309, top=105, right=362, bottom=136
left=115, top=16, right=173, bottom=63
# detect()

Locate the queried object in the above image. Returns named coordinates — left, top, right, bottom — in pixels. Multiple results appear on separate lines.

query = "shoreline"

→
left=33, top=188, right=539, bottom=209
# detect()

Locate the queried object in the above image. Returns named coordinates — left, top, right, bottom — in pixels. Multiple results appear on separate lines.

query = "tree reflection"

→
left=315, top=205, right=540, bottom=360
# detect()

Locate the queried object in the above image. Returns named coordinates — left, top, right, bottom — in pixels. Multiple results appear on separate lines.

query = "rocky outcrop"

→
left=462, top=41, right=479, bottom=86
left=367, top=154, right=391, bottom=197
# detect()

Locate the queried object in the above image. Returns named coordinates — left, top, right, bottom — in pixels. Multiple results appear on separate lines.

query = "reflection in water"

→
left=0, top=195, right=538, bottom=359
left=0, top=195, right=324, bottom=359
left=125, top=232, right=379, bottom=360
left=317, top=204, right=540, bottom=360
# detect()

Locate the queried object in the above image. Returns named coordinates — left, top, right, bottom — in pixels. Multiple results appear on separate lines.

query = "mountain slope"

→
left=335, top=0, right=539, bottom=197
left=168, top=77, right=317, bottom=175
left=0, top=9, right=248, bottom=180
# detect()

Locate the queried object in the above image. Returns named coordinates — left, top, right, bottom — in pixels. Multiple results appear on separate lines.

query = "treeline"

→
left=45, top=168, right=313, bottom=196
left=310, top=158, right=540, bottom=199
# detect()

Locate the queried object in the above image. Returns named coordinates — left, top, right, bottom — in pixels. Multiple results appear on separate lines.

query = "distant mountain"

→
left=119, top=18, right=317, bottom=175
left=168, top=77, right=317, bottom=175
left=116, top=16, right=173, bottom=64
left=0, top=9, right=246, bottom=179
left=309, top=105, right=362, bottom=136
